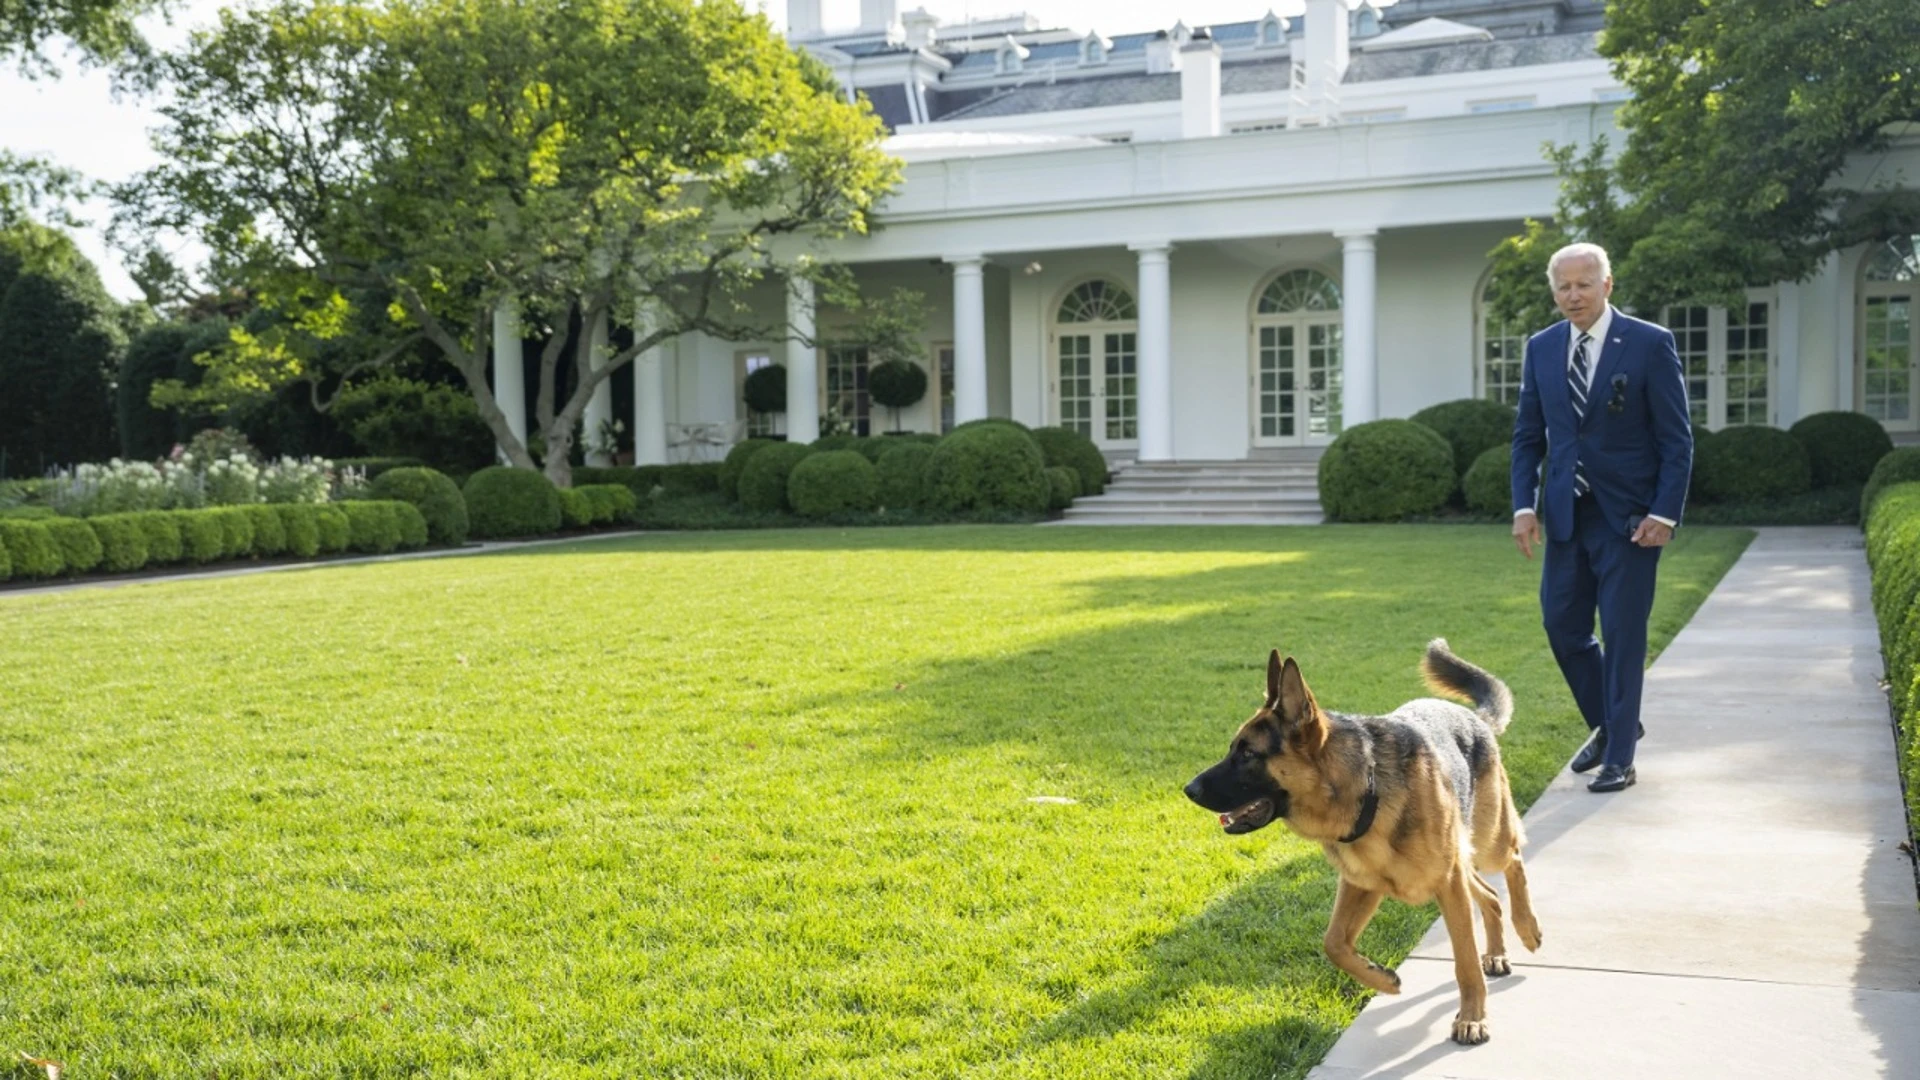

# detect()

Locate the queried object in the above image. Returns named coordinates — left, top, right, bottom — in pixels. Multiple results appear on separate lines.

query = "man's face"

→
left=1551, top=256, right=1613, bottom=331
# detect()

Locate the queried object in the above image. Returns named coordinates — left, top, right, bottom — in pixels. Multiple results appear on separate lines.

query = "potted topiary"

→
left=850, top=287, right=929, bottom=434
left=868, top=358, right=928, bottom=434
left=742, top=363, right=788, bottom=440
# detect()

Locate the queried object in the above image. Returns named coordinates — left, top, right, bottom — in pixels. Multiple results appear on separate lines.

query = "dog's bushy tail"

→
left=1421, top=638, right=1514, bottom=736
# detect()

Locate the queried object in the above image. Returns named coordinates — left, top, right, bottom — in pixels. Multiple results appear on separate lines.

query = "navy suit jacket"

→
left=1510, top=308, right=1693, bottom=542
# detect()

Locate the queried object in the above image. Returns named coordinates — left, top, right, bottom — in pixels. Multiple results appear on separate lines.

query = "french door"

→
left=1861, top=290, right=1917, bottom=431
left=1054, top=326, right=1138, bottom=449
left=1665, top=295, right=1774, bottom=429
left=1251, top=315, right=1343, bottom=447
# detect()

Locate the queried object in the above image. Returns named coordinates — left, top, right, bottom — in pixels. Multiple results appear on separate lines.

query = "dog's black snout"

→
left=1183, top=776, right=1206, bottom=805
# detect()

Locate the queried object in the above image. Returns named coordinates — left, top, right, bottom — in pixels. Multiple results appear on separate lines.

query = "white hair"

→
left=1546, top=242, right=1612, bottom=282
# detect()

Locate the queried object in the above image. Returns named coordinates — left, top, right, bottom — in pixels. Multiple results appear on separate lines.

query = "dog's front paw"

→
left=1451, top=1016, right=1490, bottom=1045
left=1367, top=962, right=1402, bottom=994
left=1517, top=920, right=1543, bottom=952
left=1482, top=953, right=1511, bottom=977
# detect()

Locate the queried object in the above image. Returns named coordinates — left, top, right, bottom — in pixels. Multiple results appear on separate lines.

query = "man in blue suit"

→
left=1511, top=243, right=1693, bottom=793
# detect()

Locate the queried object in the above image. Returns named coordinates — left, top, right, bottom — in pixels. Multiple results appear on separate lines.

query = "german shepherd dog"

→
left=1183, top=639, right=1541, bottom=1045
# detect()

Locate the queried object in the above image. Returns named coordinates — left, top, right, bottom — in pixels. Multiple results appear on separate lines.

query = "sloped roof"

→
left=1357, top=17, right=1495, bottom=52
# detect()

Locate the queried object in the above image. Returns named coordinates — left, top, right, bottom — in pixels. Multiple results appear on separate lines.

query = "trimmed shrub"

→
left=1031, top=426, right=1108, bottom=497
left=463, top=466, right=562, bottom=539
left=788, top=451, right=877, bottom=518
left=1463, top=444, right=1513, bottom=517
left=0, top=519, right=64, bottom=578
left=923, top=423, right=1049, bottom=515
left=331, top=456, right=428, bottom=479
left=1694, top=425, right=1811, bottom=503
left=876, top=442, right=935, bottom=511
left=341, top=500, right=401, bottom=554
left=277, top=505, right=322, bottom=558
left=1318, top=420, right=1455, bottom=522
left=738, top=443, right=814, bottom=513
left=88, top=514, right=149, bottom=572
left=577, top=483, right=637, bottom=523
left=868, top=359, right=929, bottom=420
left=1863, top=447, right=1920, bottom=523
left=1410, top=398, right=1519, bottom=482
left=810, top=434, right=863, bottom=455
left=42, top=517, right=102, bottom=574
left=372, top=466, right=469, bottom=546
left=720, top=439, right=780, bottom=500
left=1864, top=482, right=1920, bottom=840
left=853, top=438, right=898, bottom=463
left=1790, top=410, right=1894, bottom=489
left=243, top=504, right=288, bottom=556
left=558, top=487, right=595, bottom=528
left=0, top=534, right=9, bottom=580
left=742, top=363, right=787, bottom=415
left=211, top=506, right=256, bottom=558
left=136, top=512, right=185, bottom=565
left=949, top=417, right=1032, bottom=436
left=178, top=510, right=227, bottom=564
left=1044, top=465, right=1080, bottom=511
left=575, top=463, right=721, bottom=498
left=1688, top=424, right=1715, bottom=503
left=393, top=502, right=429, bottom=548
left=314, top=505, right=351, bottom=553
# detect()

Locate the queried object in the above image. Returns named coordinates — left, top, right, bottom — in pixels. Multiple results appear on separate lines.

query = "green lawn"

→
left=0, top=524, right=1751, bottom=1079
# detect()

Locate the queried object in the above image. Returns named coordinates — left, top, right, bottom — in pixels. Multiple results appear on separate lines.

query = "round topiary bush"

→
left=742, top=363, right=787, bottom=416
left=720, top=439, right=780, bottom=500
left=1317, top=419, right=1456, bottom=522
left=341, top=500, right=402, bottom=553
left=1694, top=425, right=1812, bottom=503
left=1030, top=426, right=1108, bottom=497
left=737, top=442, right=813, bottom=513
left=392, top=502, right=429, bottom=548
left=1789, top=410, right=1894, bottom=489
left=88, top=514, right=149, bottom=572
left=242, top=504, right=288, bottom=556
left=178, top=510, right=226, bottom=564
left=868, top=359, right=928, bottom=432
left=0, top=519, right=64, bottom=578
left=211, top=506, right=256, bottom=558
left=276, top=504, right=322, bottom=558
left=42, top=517, right=102, bottom=574
left=1410, top=398, right=1519, bottom=482
left=557, top=487, right=595, bottom=528
left=314, top=504, right=352, bottom=553
left=463, top=466, right=562, bottom=539
left=1862, top=446, right=1920, bottom=522
left=372, top=466, right=469, bottom=546
left=923, top=422, right=1049, bottom=515
left=136, top=512, right=185, bottom=565
left=788, top=450, right=878, bottom=518
left=1463, top=444, right=1514, bottom=517
left=852, top=437, right=896, bottom=463
left=810, top=433, right=864, bottom=455
left=1044, top=465, right=1080, bottom=510
left=876, top=442, right=935, bottom=511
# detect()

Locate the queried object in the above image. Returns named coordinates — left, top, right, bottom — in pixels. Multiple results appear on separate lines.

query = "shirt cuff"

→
left=1514, top=508, right=1536, bottom=518
left=1647, top=514, right=1676, bottom=529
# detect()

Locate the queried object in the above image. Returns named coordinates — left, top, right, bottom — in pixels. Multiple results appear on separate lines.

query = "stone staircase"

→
left=1054, top=453, right=1325, bottom=525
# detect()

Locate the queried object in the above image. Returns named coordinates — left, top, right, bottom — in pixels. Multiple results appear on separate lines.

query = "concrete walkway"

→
left=1309, top=527, right=1920, bottom=1080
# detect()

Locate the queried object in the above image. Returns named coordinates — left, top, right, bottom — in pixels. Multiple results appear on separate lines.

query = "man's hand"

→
left=1631, top=518, right=1674, bottom=547
left=1513, top=511, right=1542, bottom=559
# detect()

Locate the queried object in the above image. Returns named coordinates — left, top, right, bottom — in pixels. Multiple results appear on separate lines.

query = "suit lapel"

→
left=1580, top=309, right=1628, bottom=432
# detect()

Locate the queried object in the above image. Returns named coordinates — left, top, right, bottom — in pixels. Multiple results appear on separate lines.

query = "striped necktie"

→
left=1570, top=332, right=1592, bottom=496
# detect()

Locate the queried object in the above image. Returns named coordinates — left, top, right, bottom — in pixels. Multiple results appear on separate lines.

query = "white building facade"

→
left=531, top=0, right=1920, bottom=465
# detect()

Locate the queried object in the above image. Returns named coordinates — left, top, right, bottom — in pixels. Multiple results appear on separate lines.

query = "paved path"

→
left=1309, top=526, right=1920, bottom=1080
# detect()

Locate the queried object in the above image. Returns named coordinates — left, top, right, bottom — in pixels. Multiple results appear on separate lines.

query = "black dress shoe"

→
left=1570, top=722, right=1646, bottom=774
left=1587, top=764, right=1636, bottom=793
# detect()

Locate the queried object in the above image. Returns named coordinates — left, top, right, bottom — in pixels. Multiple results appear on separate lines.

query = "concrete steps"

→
left=1054, top=456, right=1324, bottom=525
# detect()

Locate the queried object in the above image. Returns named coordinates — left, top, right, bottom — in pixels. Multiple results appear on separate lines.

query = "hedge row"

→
left=1864, top=481, right=1920, bottom=844
left=0, top=502, right=429, bottom=582
left=573, top=463, right=722, bottom=498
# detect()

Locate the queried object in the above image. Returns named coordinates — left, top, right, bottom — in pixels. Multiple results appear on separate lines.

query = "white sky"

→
left=1, top=0, right=1377, bottom=301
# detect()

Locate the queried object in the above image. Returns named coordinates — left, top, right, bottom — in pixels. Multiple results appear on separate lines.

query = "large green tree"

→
left=1490, top=0, right=1920, bottom=323
left=116, top=0, right=899, bottom=485
left=0, top=224, right=124, bottom=474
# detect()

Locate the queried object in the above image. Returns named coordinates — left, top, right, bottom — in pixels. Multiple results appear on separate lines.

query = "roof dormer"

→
left=1353, top=1, right=1384, bottom=39
left=996, top=34, right=1030, bottom=75
left=1257, top=10, right=1289, bottom=48
left=1171, top=20, right=1193, bottom=46
left=1080, top=30, right=1111, bottom=66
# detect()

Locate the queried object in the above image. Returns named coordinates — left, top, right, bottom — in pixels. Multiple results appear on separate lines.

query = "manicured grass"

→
left=0, top=524, right=1752, bottom=1078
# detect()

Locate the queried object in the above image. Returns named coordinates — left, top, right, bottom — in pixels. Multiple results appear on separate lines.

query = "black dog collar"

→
left=1338, top=770, right=1380, bottom=844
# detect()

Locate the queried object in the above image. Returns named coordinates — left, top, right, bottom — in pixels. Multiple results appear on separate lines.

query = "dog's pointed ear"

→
left=1278, top=656, right=1328, bottom=754
left=1266, top=649, right=1283, bottom=709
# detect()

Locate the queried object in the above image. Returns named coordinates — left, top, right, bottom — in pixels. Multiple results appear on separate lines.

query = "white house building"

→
left=519, top=0, right=1920, bottom=470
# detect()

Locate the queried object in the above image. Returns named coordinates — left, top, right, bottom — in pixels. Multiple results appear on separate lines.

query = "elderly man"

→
left=1510, top=242, right=1693, bottom=793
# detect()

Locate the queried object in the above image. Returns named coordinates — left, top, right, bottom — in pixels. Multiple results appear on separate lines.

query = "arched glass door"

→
left=1861, top=235, right=1919, bottom=432
left=1252, top=269, right=1343, bottom=447
left=1052, top=280, right=1139, bottom=449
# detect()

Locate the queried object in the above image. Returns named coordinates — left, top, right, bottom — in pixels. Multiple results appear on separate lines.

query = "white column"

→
left=949, top=255, right=989, bottom=424
left=1131, top=241, right=1174, bottom=461
left=583, top=308, right=614, bottom=466
left=1775, top=280, right=1801, bottom=427
left=491, top=299, right=527, bottom=462
left=632, top=299, right=668, bottom=466
left=1338, top=230, right=1379, bottom=430
left=786, top=275, right=820, bottom=443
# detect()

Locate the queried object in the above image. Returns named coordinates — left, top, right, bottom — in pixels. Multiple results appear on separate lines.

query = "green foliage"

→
left=42, top=516, right=102, bottom=573
left=737, top=442, right=813, bottom=513
left=573, top=463, right=720, bottom=498
left=1030, top=426, right=1108, bottom=497
left=314, top=504, right=351, bottom=553
left=332, top=375, right=498, bottom=474
left=1864, top=483, right=1920, bottom=840
left=876, top=441, right=934, bottom=511
left=340, top=500, right=402, bottom=554
left=178, top=510, right=226, bottom=564
left=0, top=236, right=124, bottom=474
left=0, top=531, right=8, bottom=580
left=720, top=439, right=780, bottom=500
left=211, top=505, right=257, bottom=558
left=276, top=504, right=321, bottom=558
left=87, top=513, right=149, bottom=571
left=1317, top=420, right=1456, bottom=522
left=742, top=364, right=788, bottom=416
left=1463, top=444, right=1514, bottom=517
left=558, top=487, right=595, bottom=528
left=922, top=423, right=1049, bottom=515
left=333, top=456, right=427, bottom=479
left=0, top=0, right=156, bottom=73
left=810, top=433, right=862, bottom=455
left=463, top=466, right=562, bottom=539
left=1482, top=142, right=1618, bottom=330
left=1694, top=425, right=1811, bottom=503
left=787, top=450, right=877, bottom=518
left=1684, top=483, right=1861, bottom=527
left=867, top=359, right=929, bottom=427
left=1863, top=448, right=1920, bottom=523
left=136, top=510, right=184, bottom=565
left=575, top=483, right=637, bottom=524
left=0, top=519, right=63, bottom=578
left=1043, top=465, right=1080, bottom=511
left=244, top=504, right=288, bottom=555
left=1788, top=410, right=1894, bottom=489
left=372, top=466, right=469, bottom=546
left=1409, top=398, right=1518, bottom=483
left=118, top=322, right=192, bottom=459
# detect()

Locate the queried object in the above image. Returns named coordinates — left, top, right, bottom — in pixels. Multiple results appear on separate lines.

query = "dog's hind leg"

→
left=1322, top=880, right=1400, bottom=995
left=1503, top=852, right=1543, bottom=953
left=1439, top=866, right=1491, bottom=1045
left=1466, top=872, right=1511, bottom=976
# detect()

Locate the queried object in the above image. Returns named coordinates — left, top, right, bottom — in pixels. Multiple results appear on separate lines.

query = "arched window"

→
left=996, top=35, right=1028, bottom=75
left=1866, top=234, right=1920, bottom=282
left=1054, top=280, right=1138, bottom=444
left=1860, top=235, right=1919, bottom=429
left=1057, top=279, right=1137, bottom=323
left=1258, top=268, right=1342, bottom=314
left=1258, top=13, right=1286, bottom=47
left=1081, top=33, right=1107, bottom=65
left=1253, top=269, right=1343, bottom=443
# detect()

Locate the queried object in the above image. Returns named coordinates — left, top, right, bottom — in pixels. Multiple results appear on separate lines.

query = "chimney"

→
left=1144, top=29, right=1183, bottom=75
left=902, top=7, right=938, bottom=49
left=788, top=0, right=821, bottom=38
left=860, top=0, right=899, bottom=35
left=1303, top=0, right=1352, bottom=92
left=1179, top=30, right=1221, bottom=138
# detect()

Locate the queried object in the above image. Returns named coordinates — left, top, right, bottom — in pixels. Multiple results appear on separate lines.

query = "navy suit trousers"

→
left=1541, top=495, right=1663, bottom=768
